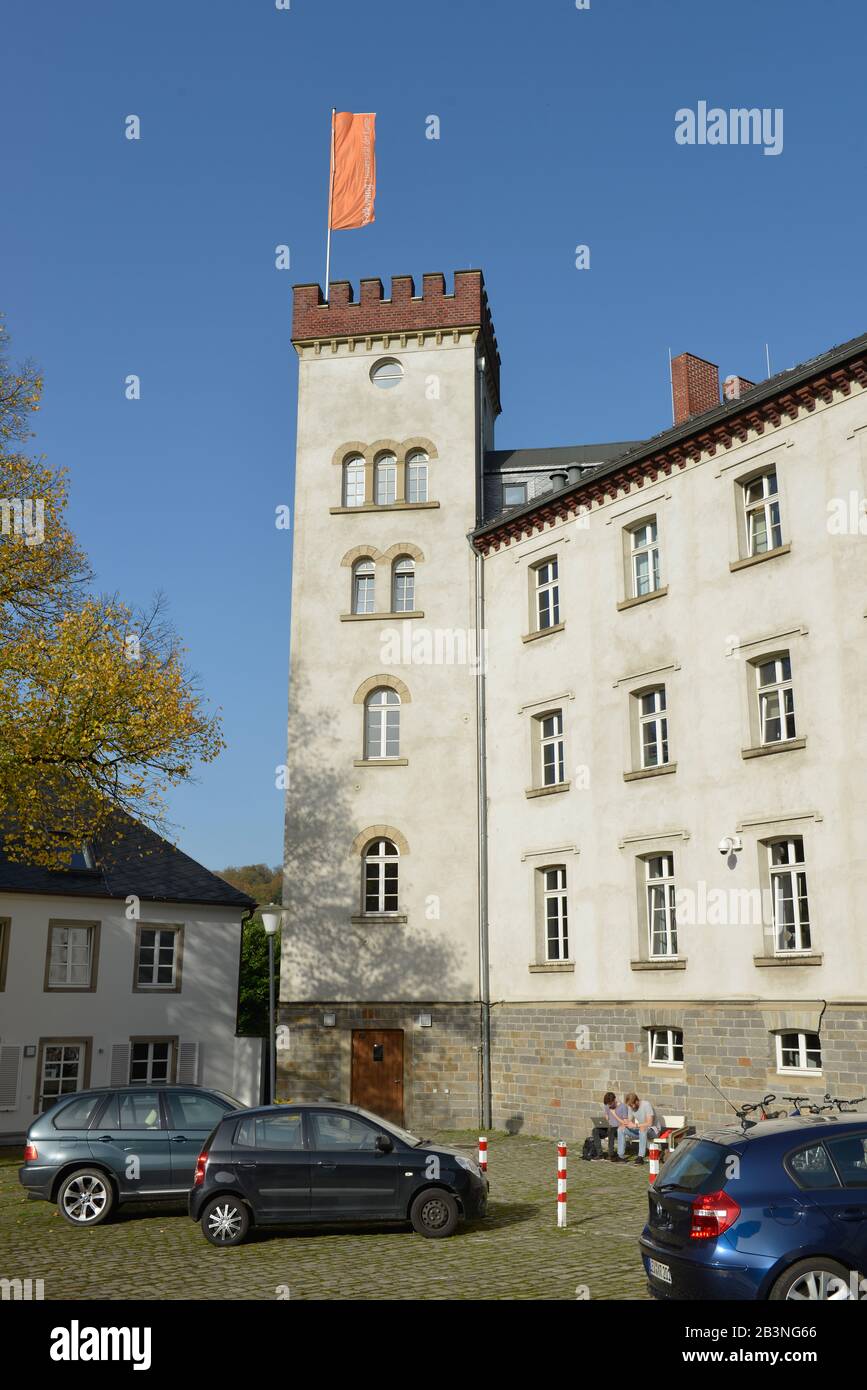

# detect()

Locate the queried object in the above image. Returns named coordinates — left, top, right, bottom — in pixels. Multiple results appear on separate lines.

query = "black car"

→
left=20, top=1085, right=244, bottom=1226
left=189, top=1101, right=489, bottom=1244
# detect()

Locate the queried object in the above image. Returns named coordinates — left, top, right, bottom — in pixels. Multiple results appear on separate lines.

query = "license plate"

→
left=648, top=1258, right=672, bottom=1284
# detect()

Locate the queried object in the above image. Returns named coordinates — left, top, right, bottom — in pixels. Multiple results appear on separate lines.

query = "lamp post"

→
left=260, top=905, right=284, bottom=1103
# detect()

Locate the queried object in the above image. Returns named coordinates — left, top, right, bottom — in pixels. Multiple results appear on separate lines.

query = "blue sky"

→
left=2, top=0, right=864, bottom=870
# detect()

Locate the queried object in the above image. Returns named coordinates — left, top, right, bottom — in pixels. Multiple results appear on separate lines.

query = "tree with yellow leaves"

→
left=0, top=318, right=224, bottom=865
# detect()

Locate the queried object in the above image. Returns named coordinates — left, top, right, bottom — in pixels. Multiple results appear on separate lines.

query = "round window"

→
left=370, top=358, right=403, bottom=389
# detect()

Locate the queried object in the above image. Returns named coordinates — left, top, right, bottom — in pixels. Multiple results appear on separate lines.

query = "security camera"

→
left=718, top=835, right=742, bottom=855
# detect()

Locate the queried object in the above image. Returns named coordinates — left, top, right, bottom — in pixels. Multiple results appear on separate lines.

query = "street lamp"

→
left=260, top=905, right=285, bottom=1103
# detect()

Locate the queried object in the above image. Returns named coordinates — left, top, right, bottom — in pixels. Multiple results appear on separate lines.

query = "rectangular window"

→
left=129, top=1041, right=175, bottom=1085
left=769, top=839, right=811, bottom=952
left=540, top=711, right=565, bottom=786
left=503, top=482, right=527, bottom=508
left=542, top=866, right=569, bottom=961
left=648, top=1027, right=684, bottom=1067
left=638, top=687, right=669, bottom=768
left=744, top=469, right=782, bottom=555
left=645, top=854, right=678, bottom=958
left=777, top=1031, right=822, bottom=1073
left=630, top=520, right=661, bottom=597
left=38, top=1040, right=89, bottom=1110
left=46, top=923, right=97, bottom=990
left=756, top=654, right=796, bottom=744
left=134, top=927, right=181, bottom=991
left=119, top=1089, right=165, bottom=1126
left=535, top=558, right=560, bottom=631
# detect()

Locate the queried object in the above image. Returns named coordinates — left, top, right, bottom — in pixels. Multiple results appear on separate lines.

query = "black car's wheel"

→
left=201, top=1196, right=250, bottom=1247
left=57, top=1169, right=115, bottom=1227
left=770, top=1258, right=857, bottom=1301
left=410, top=1189, right=460, bottom=1238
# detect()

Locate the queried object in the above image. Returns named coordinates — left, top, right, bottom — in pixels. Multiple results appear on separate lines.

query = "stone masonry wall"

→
left=491, top=1003, right=867, bottom=1141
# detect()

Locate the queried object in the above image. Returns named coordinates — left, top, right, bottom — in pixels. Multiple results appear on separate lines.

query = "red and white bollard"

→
left=648, top=1140, right=661, bottom=1185
left=557, top=1141, right=568, bottom=1227
left=478, top=1136, right=488, bottom=1173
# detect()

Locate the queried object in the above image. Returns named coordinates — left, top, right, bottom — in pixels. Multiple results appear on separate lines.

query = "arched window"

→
left=374, top=453, right=397, bottom=506
left=405, top=449, right=429, bottom=503
left=391, top=556, right=415, bottom=613
left=364, top=687, right=400, bottom=759
left=351, top=558, right=375, bottom=614
left=343, top=454, right=366, bottom=508
left=363, top=838, right=400, bottom=914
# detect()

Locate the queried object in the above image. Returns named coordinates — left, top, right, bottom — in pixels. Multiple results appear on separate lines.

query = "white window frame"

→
left=638, top=687, right=669, bottom=769
left=370, top=358, right=403, bottom=389
left=39, top=1041, right=87, bottom=1108
left=756, top=654, right=796, bottom=745
left=542, top=866, right=569, bottom=962
left=648, top=1027, right=684, bottom=1068
left=364, top=688, right=400, bottom=760
left=363, top=839, right=400, bottom=915
left=744, top=469, right=782, bottom=556
left=776, top=1031, right=822, bottom=1075
left=630, top=519, right=661, bottom=597
left=374, top=454, right=397, bottom=506
left=769, top=838, right=811, bottom=954
left=135, top=928, right=179, bottom=990
left=535, top=558, right=560, bottom=631
left=47, top=924, right=94, bottom=990
left=343, top=455, right=365, bottom=508
left=539, top=710, right=565, bottom=786
left=405, top=450, right=428, bottom=503
left=391, top=557, right=415, bottom=613
left=503, top=481, right=527, bottom=508
left=645, top=854, right=678, bottom=959
left=352, top=559, right=376, bottom=615
left=129, top=1040, right=175, bottom=1085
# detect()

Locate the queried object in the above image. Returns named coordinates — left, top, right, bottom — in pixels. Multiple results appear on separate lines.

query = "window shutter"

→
left=109, top=1043, right=130, bottom=1087
left=0, top=1045, right=21, bottom=1111
left=177, top=1041, right=199, bottom=1085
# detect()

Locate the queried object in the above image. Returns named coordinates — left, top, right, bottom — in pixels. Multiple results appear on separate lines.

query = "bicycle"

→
left=825, top=1093, right=866, bottom=1114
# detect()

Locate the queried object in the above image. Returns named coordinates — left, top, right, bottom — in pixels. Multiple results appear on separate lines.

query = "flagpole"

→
left=324, top=107, right=336, bottom=302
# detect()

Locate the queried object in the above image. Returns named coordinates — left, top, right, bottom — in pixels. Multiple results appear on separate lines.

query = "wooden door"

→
left=350, top=1029, right=404, bottom=1125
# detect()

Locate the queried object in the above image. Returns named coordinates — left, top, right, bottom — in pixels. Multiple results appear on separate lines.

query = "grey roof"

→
left=485, top=442, right=639, bottom=474
left=0, top=813, right=255, bottom=910
left=476, top=327, right=867, bottom=538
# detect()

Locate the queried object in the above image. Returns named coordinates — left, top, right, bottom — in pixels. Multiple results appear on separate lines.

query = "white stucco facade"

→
left=0, top=892, right=260, bottom=1137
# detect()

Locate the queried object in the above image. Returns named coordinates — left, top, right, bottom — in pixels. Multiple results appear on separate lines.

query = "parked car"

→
left=19, top=1085, right=244, bottom=1226
left=189, top=1101, right=489, bottom=1245
left=640, top=1115, right=867, bottom=1300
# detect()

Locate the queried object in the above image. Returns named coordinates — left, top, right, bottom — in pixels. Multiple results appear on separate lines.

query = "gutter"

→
left=471, top=352, right=493, bottom=1130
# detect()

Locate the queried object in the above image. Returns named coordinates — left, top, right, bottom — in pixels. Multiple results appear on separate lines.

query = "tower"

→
left=281, top=271, right=500, bottom=1128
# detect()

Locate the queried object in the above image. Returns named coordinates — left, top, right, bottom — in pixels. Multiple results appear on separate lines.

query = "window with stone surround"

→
left=343, top=454, right=365, bottom=507
left=643, top=854, right=678, bottom=958
left=532, top=557, right=560, bottom=632
left=776, top=1030, right=822, bottom=1074
left=648, top=1026, right=684, bottom=1067
left=535, top=865, right=569, bottom=962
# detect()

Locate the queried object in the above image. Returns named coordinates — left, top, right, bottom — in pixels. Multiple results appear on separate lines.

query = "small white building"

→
left=0, top=817, right=261, bottom=1139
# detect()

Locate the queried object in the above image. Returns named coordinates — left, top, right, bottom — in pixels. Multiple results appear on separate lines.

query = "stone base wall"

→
left=276, top=1002, right=481, bottom=1132
left=491, top=1002, right=867, bottom=1141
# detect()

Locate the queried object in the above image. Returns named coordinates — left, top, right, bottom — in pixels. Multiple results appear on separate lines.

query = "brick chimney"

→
left=722, top=373, right=756, bottom=402
left=671, top=352, right=720, bottom=424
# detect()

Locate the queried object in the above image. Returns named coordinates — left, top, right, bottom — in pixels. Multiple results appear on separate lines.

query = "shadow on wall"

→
left=281, top=679, right=468, bottom=1002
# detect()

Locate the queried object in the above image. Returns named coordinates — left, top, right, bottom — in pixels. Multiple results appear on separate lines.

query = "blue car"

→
left=19, top=1085, right=244, bottom=1226
left=640, top=1115, right=867, bottom=1300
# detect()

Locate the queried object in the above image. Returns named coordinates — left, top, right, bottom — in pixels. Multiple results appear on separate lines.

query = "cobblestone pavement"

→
left=0, top=1134, right=651, bottom=1301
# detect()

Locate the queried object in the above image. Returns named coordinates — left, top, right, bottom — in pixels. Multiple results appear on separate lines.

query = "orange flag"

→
left=330, top=112, right=376, bottom=230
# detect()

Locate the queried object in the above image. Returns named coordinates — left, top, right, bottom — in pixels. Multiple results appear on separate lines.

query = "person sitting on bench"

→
left=615, top=1092, right=661, bottom=1165
left=592, top=1091, right=629, bottom=1160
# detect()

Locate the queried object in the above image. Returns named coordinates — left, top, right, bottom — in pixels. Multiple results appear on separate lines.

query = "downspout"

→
left=472, top=351, right=493, bottom=1130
